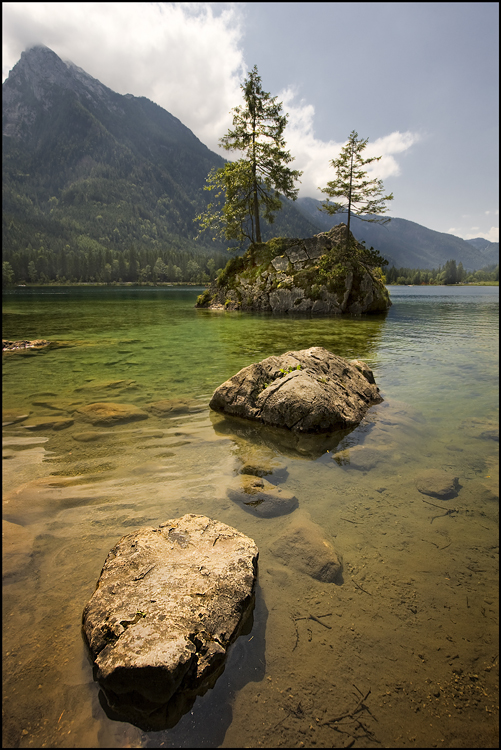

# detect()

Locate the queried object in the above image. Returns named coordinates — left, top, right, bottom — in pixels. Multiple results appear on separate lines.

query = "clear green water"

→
left=2, top=285, right=499, bottom=748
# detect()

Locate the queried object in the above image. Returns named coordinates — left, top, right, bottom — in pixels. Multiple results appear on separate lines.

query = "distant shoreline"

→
left=6, top=281, right=206, bottom=289
left=6, top=281, right=498, bottom=289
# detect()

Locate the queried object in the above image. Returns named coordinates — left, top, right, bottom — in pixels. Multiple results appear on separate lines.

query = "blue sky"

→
left=2, top=2, right=499, bottom=241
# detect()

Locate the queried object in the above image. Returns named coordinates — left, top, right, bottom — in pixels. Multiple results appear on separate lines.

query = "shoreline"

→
left=5, top=281, right=498, bottom=289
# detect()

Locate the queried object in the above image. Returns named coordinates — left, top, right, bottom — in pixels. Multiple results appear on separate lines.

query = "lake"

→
left=2, top=284, right=499, bottom=748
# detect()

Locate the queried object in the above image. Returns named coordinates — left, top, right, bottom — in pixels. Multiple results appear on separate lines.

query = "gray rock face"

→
left=82, top=515, right=258, bottom=727
left=197, top=225, right=391, bottom=315
left=210, top=347, right=382, bottom=433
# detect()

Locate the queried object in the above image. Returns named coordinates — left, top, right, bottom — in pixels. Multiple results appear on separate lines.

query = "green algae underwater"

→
left=2, top=284, right=499, bottom=748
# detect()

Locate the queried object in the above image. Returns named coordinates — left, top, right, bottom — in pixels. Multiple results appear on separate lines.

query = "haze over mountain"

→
left=2, top=45, right=498, bottom=284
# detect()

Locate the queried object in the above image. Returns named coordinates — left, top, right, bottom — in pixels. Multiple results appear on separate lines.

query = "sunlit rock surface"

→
left=82, top=514, right=258, bottom=729
left=210, top=346, right=382, bottom=433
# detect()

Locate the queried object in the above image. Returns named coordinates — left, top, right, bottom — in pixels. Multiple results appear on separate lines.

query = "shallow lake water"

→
left=2, top=284, right=499, bottom=748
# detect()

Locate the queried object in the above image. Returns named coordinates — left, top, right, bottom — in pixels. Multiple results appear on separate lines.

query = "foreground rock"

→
left=82, top=514, right=258, bottom=729
left=269, top=513, right=343, bottom=583
left=210, top=347, right=382, bottom=433
left=196, top=224, right=391, bottom=315
left=415, top=470, right=459, bottom=499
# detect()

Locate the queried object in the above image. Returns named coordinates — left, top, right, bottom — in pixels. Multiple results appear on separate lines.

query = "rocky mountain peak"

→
left=3, top=45, right=117, bottom=140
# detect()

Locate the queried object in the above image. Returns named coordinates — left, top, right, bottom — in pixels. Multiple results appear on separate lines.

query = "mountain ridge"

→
left=2, top=45, right=498, bottom=284
left=295, top=197, right=499, bottom=271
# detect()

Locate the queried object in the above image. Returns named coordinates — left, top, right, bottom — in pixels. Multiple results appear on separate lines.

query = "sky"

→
left=2, top=1, right=499, bottom=242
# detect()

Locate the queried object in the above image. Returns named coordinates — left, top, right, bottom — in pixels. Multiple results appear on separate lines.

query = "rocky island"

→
left=196, top=224, right=391, bottom=315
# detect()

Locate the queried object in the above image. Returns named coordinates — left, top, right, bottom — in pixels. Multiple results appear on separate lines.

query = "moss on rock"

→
left=196, top=225, right=391, bottom=315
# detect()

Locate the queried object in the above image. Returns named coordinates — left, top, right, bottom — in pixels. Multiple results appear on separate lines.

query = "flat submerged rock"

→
left=74, top=402, right=149, bottom=425
left=227, top=474, right=298, bottom=518
left=269, top=514, right=343, bottom=583
left=415, top=470, right=460, bottom=499
left=82, top=514, right=258, bottom=729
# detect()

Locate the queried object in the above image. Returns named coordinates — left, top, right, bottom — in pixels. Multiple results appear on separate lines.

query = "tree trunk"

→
left=346, top=148, right=354, bottom=253
left=253, top=182, right=261, bottom=244
left=251, top=118, right=261, bottom=244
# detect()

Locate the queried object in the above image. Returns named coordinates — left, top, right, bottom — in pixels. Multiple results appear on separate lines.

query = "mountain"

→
left=466, top=237, right=499, bottom=258
left=2, top=45, right=497, bottom=284
left=295, top=197, right=499, bottom=272
left=2, top=45, right=317, bottom=283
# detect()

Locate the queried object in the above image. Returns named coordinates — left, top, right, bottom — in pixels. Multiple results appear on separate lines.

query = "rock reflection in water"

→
left=210, top=410, right=358, bottom=461
left=96, top=586, right=267, bottom=744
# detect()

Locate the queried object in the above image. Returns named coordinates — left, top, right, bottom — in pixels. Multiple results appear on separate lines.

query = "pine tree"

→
left=319, top=130, right=394, bottom=252
left=196, top=65, right=302, bottom=253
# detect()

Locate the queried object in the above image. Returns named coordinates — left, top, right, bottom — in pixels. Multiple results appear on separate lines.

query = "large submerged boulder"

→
left=415, top=470, right=460, bottom=499
left=82, top=514, right=258, bottom=729
left=269, top=513, right=343, bottom=583
left=196, top=224, right=391, bottom=315
left=209, top=347, right=382, bottom=433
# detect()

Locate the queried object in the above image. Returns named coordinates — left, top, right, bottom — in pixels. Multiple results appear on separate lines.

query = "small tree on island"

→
left=195, top=65, right=302, bottom=255
left=319, top=130, right=394, bottom=257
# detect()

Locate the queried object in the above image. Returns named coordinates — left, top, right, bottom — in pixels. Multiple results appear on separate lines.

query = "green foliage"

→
left=216, top=254, right=246, bottom=287
left=195, top=65, right=302, bottom=249
left=261, top=364, right=301, bottom=390
left=279, top=365, right=301, bottom=376
left=196, top=289, right=212, bottom=306
left=195, top=160, right=256, bottom=250
left=2, top=261, right=15, bottom=287
left=319, top=130, right=394, bottom=251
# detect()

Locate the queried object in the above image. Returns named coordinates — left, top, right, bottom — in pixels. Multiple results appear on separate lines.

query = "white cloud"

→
left=448, top=226, right=499, bottom=242
left=469, top=226, right=499, bottom=242
left=3, top=3, right=421, bottom=203
left=279, top=89, right=421, bottom=198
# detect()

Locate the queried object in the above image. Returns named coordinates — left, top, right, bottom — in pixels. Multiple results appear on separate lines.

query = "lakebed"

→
left=2, top=284, right=499, bottom=748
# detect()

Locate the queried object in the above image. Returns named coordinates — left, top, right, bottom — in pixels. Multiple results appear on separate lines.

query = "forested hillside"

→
left=2, top=46, right=317, bottom=285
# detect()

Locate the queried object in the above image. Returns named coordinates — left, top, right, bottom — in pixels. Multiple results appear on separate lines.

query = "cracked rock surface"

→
left=82, top=514, right=258, bottom=725
left=209, top=347, right=382, bottom=433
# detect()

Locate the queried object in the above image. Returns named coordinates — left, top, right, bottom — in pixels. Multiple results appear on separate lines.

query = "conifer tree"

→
left=196, top=65, right=302, bottom=252
left=319, top=130, right=394, bottom=253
